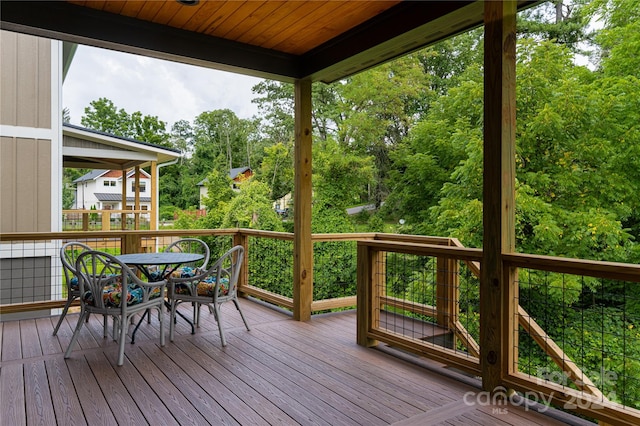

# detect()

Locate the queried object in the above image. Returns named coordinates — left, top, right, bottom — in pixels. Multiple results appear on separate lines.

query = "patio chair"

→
left=149, top=237, right=210, bottom=281
left=167, top=245, right=249, bottom=346
left=53, top=242, right=92, bottom=336
left=64, top=250, right=167, bottom=366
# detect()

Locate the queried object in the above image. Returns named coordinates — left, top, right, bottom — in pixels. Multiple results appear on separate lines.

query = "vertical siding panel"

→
left=0, top=31, right=18, bottom=126
left=16, top=34, right=38, bottom=128
left=0, top=137, right=17, bottom=232
left=36, top=139, right=52, bottom=231
left=37, top=38, right=52, bottom=128
left=15, top=138, right=37, bottom=231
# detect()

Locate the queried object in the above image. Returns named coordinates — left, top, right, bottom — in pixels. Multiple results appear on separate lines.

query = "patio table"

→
left=116, top=252, right=204, bottom=343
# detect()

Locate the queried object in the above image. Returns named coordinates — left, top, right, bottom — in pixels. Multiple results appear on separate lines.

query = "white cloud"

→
left=63, top=45, right=263, bottom=129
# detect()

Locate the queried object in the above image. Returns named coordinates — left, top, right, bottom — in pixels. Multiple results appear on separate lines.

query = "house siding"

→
left=0, top=137, right=52, bottom=232
left=0, top=30, right=51, bottom=128
left=0, top=31, right=55, bottom=233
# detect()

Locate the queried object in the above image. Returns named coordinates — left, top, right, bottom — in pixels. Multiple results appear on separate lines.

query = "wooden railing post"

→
left=101, top=211, right=110, bottom=231
left=357, top=242, right=379, bottom=347
left=436, top=256, right=459, bottom=342
left=82, top=212, right=89, bottom=231
left=121, top=233, right=141, bottom=255
left=234, top=231, right=249, bottom=295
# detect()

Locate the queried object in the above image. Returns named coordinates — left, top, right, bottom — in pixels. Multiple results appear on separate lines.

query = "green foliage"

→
left=159, top=205, right=179, bottom=221
left=201, top=169, right=235, bottom=211
left=257, top=142, right=294, bottom=201
left=222, top=180, right=283, bottom=231
left=191, top=109, right=257, bottom=176
left=367, top=214, right=385, bottom=233
left=313, top=138, right=374, bottom=211
left=81, top=97, right=171, bottom=147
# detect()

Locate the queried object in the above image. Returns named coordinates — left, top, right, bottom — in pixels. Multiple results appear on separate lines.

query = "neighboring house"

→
left=273, top=192, right=292, bottom=215
left=197, top=167, right=253, bottom=209
left=73, top=169, right=152, bottom=211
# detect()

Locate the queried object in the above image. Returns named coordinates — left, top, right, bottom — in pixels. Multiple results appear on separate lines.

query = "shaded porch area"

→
left=1, top=299, right=589, bottom=426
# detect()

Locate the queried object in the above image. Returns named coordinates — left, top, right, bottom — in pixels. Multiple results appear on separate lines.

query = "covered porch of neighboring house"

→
left=62, top=123, right=181, bottom=232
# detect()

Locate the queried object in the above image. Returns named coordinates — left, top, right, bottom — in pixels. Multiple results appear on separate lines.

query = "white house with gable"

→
left=74, top=169, right=152, bottom=211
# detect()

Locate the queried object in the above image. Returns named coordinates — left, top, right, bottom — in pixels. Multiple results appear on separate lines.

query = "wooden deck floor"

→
left=1, top=299, right=591, bottom=425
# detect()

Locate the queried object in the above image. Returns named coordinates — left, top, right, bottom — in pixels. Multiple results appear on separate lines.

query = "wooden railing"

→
left=2, top=229, right=639, bottom=423
left=356, top=239, right=640, bottom=425
left=62, top=209, right=151, bottom=231
left=0, top=229, right=367, bottom=316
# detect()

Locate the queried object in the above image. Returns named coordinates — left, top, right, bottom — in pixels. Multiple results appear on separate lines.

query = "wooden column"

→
left=121, top=168, right=128, bottom=230
left=134, top=166, right=141, bottom=230
left=293, top=78, right=313, bottom=321
left=150, top=161, right=157, bottom=231
left=481, top=0, right=517, bottom=392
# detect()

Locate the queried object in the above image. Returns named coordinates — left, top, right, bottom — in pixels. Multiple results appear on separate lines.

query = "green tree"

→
left=80, top=97, right=171, bottom=147
left=338, top=55, right=432, bottom=207
left=181, top=168, right=237, bottom=239
left=191, top=109, right=257, bottom=177
left=517, top=0, right=592, bottom=51
left=313, top=138, right=374, bottom=213
left=257, top=142, right=294, bottom=202
left=222, top=180, right=283, bottom=231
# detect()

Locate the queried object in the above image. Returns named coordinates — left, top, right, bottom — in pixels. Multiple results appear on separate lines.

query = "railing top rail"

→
left=239, top=229, right=294, bottom=241
left=358, top=240, right=483, bottom=261
left=312, top=233, right=376, bottom=242
left=504, top=252, right=640, bottom=282
left=62, top=209, right=150, bottom=214
left=373, top=233, right=454, bottom=245
left=0, top=228, right=241, bottom=242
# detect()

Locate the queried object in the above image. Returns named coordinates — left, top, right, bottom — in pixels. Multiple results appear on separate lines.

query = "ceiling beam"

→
left=302, top=1, right=475, bottom=83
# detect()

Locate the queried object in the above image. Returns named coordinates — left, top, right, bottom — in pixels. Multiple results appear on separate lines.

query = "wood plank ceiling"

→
left=1, top=1, right=539, bottom=83
left=70, top=0, right=402, bottom=56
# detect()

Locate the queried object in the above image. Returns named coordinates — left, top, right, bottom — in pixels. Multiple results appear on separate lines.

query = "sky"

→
left=63, top=44, right=264, bottom=130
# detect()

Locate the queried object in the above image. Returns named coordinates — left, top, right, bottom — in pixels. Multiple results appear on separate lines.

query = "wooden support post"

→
left=481, top=0, right=517, bottom=392
left=293, top=78, right=313, bottom=321
left=150, top=161, right=157, bottom=231
left=82, top=212, right=88, bottom=231
left=134, top=166, right=141, bottom=230
left=121, top=168, right=128, bottom=230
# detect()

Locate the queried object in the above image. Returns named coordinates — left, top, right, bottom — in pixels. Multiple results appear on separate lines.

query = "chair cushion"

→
left=174, top=276, right=229, bottom=297
left=69, top=276, right=79, bottom=291
left=82, top=282, right=161, bottom=307
left=149, top=266, right=199, bottom=281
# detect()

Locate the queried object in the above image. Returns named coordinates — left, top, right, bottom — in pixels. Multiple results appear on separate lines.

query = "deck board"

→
left=0, top=299, right=594, bottom=426
left=44, top=357, right=87, bottom=426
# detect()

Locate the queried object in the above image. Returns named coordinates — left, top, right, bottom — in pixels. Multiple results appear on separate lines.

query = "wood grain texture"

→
left=0, top=300, right=601, bottom=426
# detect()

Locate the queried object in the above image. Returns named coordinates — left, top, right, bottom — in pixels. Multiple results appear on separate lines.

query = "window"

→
left=131, top=182, right=147, bottom=193
left=103, top=180, right=116, bottom=187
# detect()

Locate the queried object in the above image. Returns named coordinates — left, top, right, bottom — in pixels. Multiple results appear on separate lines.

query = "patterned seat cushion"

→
left=69, top=276, right=79, bottom=291
left=82, top=282, right=161, bottom=307
left=174, top=276, right=230, bottom=297
left=149, top=266, right=199, bottom=281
